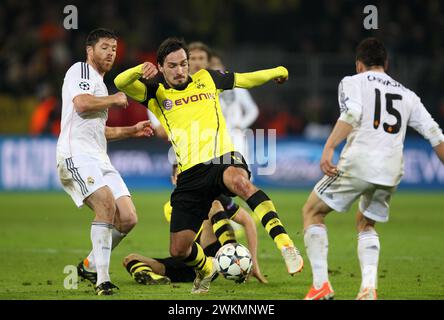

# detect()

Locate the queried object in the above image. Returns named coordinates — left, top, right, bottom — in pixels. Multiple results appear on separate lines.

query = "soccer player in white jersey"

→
left=210, top=53, right=259, bottom=165
left=56, top=28, right=154, bottom=295
left=302, top=38, right=444, bottom=300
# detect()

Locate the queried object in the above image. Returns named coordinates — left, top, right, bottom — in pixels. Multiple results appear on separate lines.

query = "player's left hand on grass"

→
left=132, top=120, right=155, bottom=137
left=250, top=261, right=268, bottom=284
left=141, top=62, right=158, bottom=80
left=320, top=147, right=337, bottom=177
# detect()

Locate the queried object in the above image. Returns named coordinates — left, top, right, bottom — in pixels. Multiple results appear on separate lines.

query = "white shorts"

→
left=57, top=155, right=130, bottom=208
left=314, top=171, right=396, bottom=222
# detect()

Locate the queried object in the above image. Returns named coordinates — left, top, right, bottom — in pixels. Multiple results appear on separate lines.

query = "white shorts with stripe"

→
left=57, top=155, right=130, bottom=208
left=314, top=171, right=396, bottom=222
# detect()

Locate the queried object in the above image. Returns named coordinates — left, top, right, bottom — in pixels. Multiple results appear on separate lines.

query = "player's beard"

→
left=171, top=76, right=188, bottom=90
left=100, top=59, right=114, bottom=73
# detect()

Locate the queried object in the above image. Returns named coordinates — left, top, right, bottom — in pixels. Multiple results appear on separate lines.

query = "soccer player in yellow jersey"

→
left=115, top=38, right=303, bottom=294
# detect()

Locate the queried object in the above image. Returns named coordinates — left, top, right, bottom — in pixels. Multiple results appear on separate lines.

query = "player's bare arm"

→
left=73, top=91, right=128, bottom=113
left=320, top=120, right=353, bottom=177
left=434, top=142, right=444, bottom=164
left=105, top=120, right=154, bottom=141
left=232, top=208, right=268, bottom=284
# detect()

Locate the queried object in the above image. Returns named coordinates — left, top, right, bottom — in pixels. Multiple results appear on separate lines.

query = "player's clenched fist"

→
left=132, top=120, right=155, bottom=137
left=141, top=62, right=158, bottom=80
left=111, top=92, right=128, bottom=108
left=274, top=66, right=289, bottom=84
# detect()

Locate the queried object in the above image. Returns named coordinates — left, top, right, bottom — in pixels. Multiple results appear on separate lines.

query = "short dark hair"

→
left=157, top=37, right=189, bottom=65
left=356, top=37, right=387, bottom=68
left=86, top=28, right=118, bottom=47
left=188, top=41, right=212, bottom=59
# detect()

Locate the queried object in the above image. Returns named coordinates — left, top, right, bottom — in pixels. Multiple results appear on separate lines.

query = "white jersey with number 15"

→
left=337, top=71, right=444, bottom=186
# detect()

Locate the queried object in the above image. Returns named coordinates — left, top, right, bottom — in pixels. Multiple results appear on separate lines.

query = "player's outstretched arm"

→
left=234, top=66, right=288, bottom=89
left=434, top=142, right=444, bottom=164
left=73, top=92, right=128, bottom=113
left=321, top=120, right=353, bottom=177
left=114, top=63, right=157, bottom=102
left=105, top=120, right=154, bottom=141
left=232, top=208, right=268, bottom=284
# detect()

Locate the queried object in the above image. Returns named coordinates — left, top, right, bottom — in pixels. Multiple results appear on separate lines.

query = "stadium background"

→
left=0, top=0, right=443, bottom=300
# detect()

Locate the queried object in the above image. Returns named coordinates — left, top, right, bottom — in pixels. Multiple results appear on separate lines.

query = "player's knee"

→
left=209, top=200, right=224, bottom=218
left=123, top=253, right=138, bottom=267
left=231, top=175, right=254, bottom=198
left=169, top=244, right=190, bottom=260
left=126, top=208, right=138, bottom=228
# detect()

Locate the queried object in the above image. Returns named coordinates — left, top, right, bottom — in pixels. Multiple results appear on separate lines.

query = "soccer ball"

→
left=215, top=243, right=253, bottom=283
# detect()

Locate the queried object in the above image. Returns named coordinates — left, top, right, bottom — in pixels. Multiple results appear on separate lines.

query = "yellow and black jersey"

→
left=142, top=69, right=236, bottom=172
left=115, top=64, right=288, bottom=173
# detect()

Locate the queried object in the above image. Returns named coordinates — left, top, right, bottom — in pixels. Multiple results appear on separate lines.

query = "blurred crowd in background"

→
left=1, top=0, right=444, bottom=137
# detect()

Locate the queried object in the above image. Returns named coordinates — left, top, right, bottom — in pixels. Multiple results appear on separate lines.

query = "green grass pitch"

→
left=0, top=190, right=443, bottom=300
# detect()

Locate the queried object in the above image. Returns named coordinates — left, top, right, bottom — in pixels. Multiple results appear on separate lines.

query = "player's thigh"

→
left=103, top=169, right=134, bottom=225
left=359, top=185, right=396, bottom=223
left=57, top=156, right=108, bottom=208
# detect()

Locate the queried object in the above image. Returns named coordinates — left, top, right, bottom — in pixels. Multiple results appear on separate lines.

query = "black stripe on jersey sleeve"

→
left=206, top=69, right=235, bottom=90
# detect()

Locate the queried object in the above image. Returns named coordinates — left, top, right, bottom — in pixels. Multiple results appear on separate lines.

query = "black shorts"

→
left=154, top=257, right=196, bottom=283
left=155, top=242, right=221, bottom=283
left=170, top=151, right=250, bottom=233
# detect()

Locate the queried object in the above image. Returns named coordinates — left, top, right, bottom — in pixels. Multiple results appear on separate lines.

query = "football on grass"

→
left=215, top=243, right=253, bottom=283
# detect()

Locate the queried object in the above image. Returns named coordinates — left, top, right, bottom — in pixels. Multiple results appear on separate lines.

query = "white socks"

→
left=358, top=230, right=380, bottom=290
left=85, top=227, right=127, bottom=272
left=91, top=222, right=113, bottom=285
left=305, top=224, right=380, bottom=291
left=304, top=224, right=329, bottom=289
